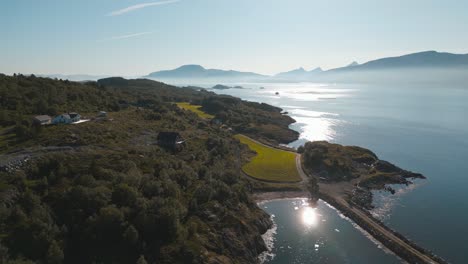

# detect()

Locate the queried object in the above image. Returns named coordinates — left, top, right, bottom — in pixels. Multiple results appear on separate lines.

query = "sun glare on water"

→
left=301, top=206, right=318, bottom=227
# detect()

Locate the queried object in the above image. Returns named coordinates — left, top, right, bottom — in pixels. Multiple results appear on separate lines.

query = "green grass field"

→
left=176, top=102, right=214, bottom=119
left=235, top=134, right=301, bottom=182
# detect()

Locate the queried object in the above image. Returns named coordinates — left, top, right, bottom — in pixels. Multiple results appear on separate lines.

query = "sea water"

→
left=204, top=82, right=468, bottom=263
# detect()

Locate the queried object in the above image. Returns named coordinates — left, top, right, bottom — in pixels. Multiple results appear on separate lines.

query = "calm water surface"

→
left=199, top=82, right=468, bottom=263
left=258, top=198, right=399, bottom=264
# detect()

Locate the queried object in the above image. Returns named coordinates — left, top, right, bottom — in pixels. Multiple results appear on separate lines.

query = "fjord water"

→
left=209, top=83, right=468, bottom=263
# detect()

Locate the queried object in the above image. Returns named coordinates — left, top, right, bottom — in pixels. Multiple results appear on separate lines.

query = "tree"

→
left=46, top=241, right=64, bottom=264
left=112, top=184, right=138, bottom=207
left=35, top=99, right=48, bottom=114
left=136, top=255, right=148, bottom=264
left=123, top=225, right=139, bottom=245
left=14, top=124, right=30, bottom=140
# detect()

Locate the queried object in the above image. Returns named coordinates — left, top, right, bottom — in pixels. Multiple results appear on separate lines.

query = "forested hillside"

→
left=0, top=74, right=298, bottom=264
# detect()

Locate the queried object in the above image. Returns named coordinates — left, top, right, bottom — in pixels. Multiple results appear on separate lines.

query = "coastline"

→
left=255, top=195, right=401, bottom=263
left=253, top=191, right=309, bottom=204
left=254, top=190, right=447, bottom=264
left=247, top=137, right=447, bottom=263
left=228, top=98, right=447, bottom=263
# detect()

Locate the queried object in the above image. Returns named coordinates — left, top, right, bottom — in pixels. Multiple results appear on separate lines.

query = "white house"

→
left=52, top=114, right=72, bottom=124
left=52, top=112, right=81, bottom=124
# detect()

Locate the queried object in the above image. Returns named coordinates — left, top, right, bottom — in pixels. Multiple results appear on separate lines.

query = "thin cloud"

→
left=98, top=31, right=154, bottom=42
left=107, top=0, right=180, bottom=16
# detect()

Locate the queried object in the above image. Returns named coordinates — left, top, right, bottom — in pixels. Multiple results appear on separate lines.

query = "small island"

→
left=211, top=84, right=245, bottom=90
left=211, top=84, right=231, bottom=90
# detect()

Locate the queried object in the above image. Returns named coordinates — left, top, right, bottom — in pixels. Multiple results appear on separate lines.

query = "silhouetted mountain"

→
left=146, top=64, right=268, bottom=82
left=274, top=67, right=322, bottom=81
left=329, top=51, right=468, bottom=73
left=312, top=51, right=468, bottom=84
left=138, top=51, right=468, bottom=84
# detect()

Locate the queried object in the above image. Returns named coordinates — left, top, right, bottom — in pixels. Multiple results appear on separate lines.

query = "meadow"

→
left=176, top=102, right=214, bottom=119
left=235, top=134, right=301, bottom=182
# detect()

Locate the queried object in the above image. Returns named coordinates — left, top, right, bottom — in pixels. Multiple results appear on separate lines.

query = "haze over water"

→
left=206, top=82, right=468, bottom=263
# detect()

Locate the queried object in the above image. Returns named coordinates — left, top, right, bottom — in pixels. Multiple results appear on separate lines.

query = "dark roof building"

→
left=69, top=112, right=78, bottom=117
left=157, top=132, right=185, bottom=151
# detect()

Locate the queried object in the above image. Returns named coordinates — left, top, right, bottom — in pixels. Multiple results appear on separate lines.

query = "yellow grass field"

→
left=235, top=134, right=301, bottom=182
left=176, top=102, right=214, bottom=119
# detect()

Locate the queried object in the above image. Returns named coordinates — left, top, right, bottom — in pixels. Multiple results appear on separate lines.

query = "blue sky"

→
left=1, top=0, right=468, bottom=76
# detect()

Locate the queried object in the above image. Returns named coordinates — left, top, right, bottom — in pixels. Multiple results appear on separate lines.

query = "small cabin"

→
left=157, top=132, right=185, bottom=151
left=33, top=115, right=52, bottom=125
left=52, top=114, right=71, bottom=124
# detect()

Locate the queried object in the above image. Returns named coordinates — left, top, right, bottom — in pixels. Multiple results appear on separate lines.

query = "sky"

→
left=1, top=0, right=468, bottom=76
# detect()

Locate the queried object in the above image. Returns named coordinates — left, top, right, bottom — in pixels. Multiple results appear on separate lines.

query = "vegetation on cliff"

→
left=301, top=141, right=425, bottom=208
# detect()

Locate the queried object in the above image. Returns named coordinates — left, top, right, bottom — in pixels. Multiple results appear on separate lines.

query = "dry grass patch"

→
left=176, top=102, right=214, bottom=119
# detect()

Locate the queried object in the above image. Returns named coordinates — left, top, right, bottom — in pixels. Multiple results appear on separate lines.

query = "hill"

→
left=0, top=74, right=300, bottom=264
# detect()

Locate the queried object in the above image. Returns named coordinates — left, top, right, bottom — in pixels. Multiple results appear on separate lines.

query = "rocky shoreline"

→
left=252, top=140, right=446, bottom=264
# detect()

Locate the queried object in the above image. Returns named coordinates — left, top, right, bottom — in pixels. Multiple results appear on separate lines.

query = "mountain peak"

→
left=176, top=64, right=205, bottom=71
left=347, top=61, right=359, bottom=67
left=292, top=67, right=306, bottom=73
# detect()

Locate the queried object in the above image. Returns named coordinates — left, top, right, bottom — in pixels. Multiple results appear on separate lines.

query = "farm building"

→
left=32, top=115, right=52, bottom=125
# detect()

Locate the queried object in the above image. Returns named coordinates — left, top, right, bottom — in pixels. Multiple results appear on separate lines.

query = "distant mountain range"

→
left=37, top=51, right=468, bottom=83
left=144, top=51, right=468, bottom=83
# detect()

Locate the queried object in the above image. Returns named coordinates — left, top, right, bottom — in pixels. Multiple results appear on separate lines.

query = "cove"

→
left=259, top=198, right=400, bottom=264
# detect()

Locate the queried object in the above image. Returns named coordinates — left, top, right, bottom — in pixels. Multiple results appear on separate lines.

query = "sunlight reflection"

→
left=301, top=206, right=318, bottom=227
left=293, top=116, right=338, bottom=142
left=286, top=109, right=341, bottom=142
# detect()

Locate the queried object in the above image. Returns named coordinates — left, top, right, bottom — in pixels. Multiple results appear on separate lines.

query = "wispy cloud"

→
left=98, top=31, right=154, bottom=42
left=107, top=0, right=180, bottom=16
